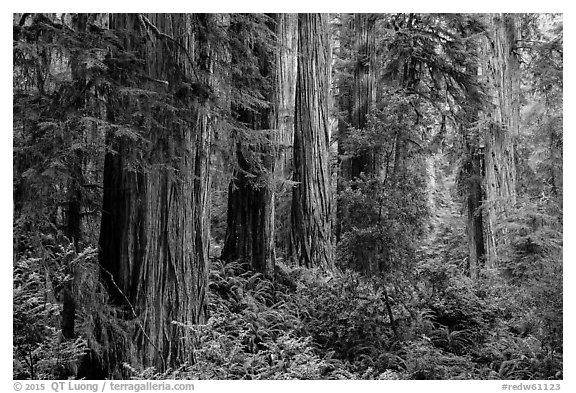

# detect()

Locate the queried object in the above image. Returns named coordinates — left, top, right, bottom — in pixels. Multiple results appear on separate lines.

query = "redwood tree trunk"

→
left=290, top=13, right=333, bottom=270
left=272, top=14, right=298, bottom=182
left=349, top=13, right=378, bottom=178
left=65, top=13, right=89, bottom=251
left=99, top=13, right=211, bottom=370
left=222, top=14, right=298, bottom=275
left=222, top=150, right=275, bottom=275
left=272, top=14, right=298, bottom=256
left=465, top=140, right=486, bottom=280
left=222, top=110, right=275, bottom=275
left=461, top=26, right=487, bottom=279
left=336, top=14, right=378, bottom=242
left=482, top=13, right=520, bottom=268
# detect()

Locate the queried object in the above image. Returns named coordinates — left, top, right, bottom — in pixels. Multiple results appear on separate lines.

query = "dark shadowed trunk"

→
left=65, top=14, right=90, bottom=251
left=222, top=113, right=275, bottom=275
left=290, top=13, right=333, bottom=270
left=464, top=140, right=486, bottom=280
left=461, top=25, right=487, bottom=280
left=349, top=13, right=378, bottom=178
left=336, top=14, right=378, bottom=242
left=222, top=14, right=298, bottom=275
left=99, top=13, right=211, bottom=370
left=222, top=153, right=275, bottom=275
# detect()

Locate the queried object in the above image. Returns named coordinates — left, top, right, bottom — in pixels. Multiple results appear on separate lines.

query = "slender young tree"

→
left=98, top=13, right=212, bottom=370
left=290, top=13, right=333, bottom=270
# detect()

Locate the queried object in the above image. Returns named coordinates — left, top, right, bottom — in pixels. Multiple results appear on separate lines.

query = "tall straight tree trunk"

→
left=461, top=26, right=487, bottom=279
left=336, top=13, right=377, bottom=242
left=222, top=105, right=276, bottom=275
left=349, top=13, right=378, bottom=178
left=222, top=14, right=297, bottom=275
left=221, top=59, right=275, bottom=275
left=273, top=14, right=298, bottom=182
left=66, top=155, right=83, bottom=250
left=65, top=13, right=91, bottom=251
left=272, top=13, right=298, bottom=256
left=462, top=101, right=486, bottom=281
left=99, top=13, right=211, bottom=370
left=290, top=13, right=333, bottom=270
left=222, top=147, right=275, bottom=274
left=464, top=137, right=486, bottom=280
left=482, top=13, right=520, bottom=268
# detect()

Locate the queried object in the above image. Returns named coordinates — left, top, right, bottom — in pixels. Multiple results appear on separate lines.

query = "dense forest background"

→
left=13, top=13, right=563, bottom=380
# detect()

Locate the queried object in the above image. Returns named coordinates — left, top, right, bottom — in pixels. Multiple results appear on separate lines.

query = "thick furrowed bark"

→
left=465, top=144, right=486, bottom=280
left=482, top=14, right=520, bottom=268
left=350, top=13, right=378, bottom=178
left=99, top=13, right=211, bottom=370
left=291, top=13, right=334, bottom=270
left=272, top=13, right=298, bottom=256
left=222, top=14, right=298, bottom=273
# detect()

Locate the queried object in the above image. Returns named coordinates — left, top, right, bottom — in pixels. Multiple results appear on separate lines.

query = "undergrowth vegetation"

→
left=13, top=244, right=135, bottom=379
left=14, top=242, right=562, bottom=380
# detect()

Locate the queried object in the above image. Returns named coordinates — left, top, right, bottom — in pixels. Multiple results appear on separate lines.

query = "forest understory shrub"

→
left=13, top=243, right=136, bottom=380
left=14, top=244, right=563, bottom=380
left=14, top=239, right=562, bottom=380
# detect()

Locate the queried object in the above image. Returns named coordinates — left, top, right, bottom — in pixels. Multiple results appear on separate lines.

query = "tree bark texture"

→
left=222, top=14, right=298, bottom=275
left=349, top=13, right=378, bottom=178
left=65, top=14, right=91, bottom=251
left=464, top=141, right=486, bottom=280
left=482, top=14, right=520, bottom=268
left=290, top=13, right=334, bottom=270
left=336, top=14, right=378, bottom=242
left=272, top=14, right=298, bottom=182
left=99, top=13, right=211, bottom=370
left=221, top=15, right=275, bottom=274
left=271, top=13, right=298, bottom=256
left=221, top=97, right=276, bottom=275
left=222, top=148, right=275, bottom=275
left=461, top=30, right=487, bottom=279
